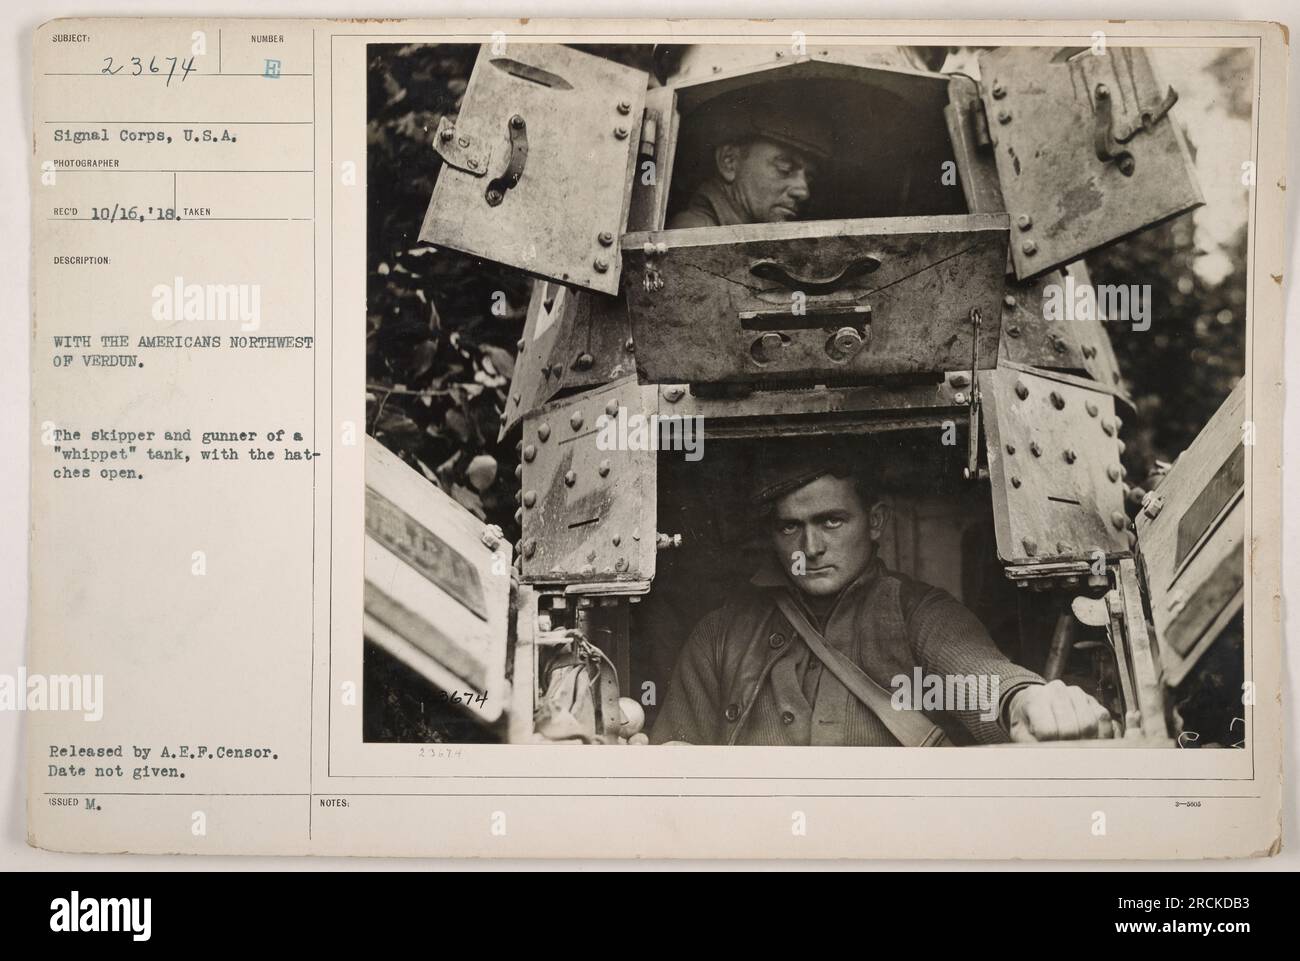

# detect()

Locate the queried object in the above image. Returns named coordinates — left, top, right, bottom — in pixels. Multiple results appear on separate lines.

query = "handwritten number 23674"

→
left=100, top=56, right=196, bottom=86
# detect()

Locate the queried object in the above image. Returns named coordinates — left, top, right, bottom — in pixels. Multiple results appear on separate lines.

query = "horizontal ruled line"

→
left=43, top=120, right=313, bottom=125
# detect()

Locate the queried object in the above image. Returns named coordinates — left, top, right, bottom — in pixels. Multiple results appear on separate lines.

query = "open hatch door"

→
left=419, top=43, right=648, bottom=296
left=364, top=437, right=512, bottom=723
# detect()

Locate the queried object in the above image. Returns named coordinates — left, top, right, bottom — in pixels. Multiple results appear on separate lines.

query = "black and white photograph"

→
left=363, top=40, right=1251, bottom=750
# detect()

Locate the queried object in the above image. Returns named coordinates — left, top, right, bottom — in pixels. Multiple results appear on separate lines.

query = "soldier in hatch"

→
left=667, top=92, right=830, bottom=229
left=651, top=440, right=1119, bottom=747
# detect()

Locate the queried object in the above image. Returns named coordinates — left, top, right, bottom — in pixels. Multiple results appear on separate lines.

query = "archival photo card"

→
left=25, top=18, right=1287, bottom=859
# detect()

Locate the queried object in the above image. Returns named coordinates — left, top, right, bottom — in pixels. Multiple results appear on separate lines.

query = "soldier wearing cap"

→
left=667, top=90, right=832, bottom=229
left=651, top=440, right=1119, bottom=746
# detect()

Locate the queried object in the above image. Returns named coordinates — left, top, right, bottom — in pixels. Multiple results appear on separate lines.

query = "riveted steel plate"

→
left=499, top=281, right=637, bottom=437
left=978, top=46, right=1203, bottom=280
left=420, top=44, right=647, bottom=296
left=982, top=365, right=1130, bottom=565
left=519, top=376, right=658, bottom=584
left=623, top=214, right=1008, bottom=385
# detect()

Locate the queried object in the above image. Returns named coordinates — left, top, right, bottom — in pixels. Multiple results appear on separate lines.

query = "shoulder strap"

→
left=774, top=594, right=950, bottom=748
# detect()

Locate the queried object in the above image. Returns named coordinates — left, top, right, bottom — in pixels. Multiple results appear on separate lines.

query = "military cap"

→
left=749, top=437, right=870, bottom=506
left=701, top=83, right=834, bottom=161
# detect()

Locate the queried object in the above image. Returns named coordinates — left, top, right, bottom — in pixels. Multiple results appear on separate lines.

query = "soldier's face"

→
left=769, top=475, right=880, bottom=597
left=717, top=138, right=818, bottom=223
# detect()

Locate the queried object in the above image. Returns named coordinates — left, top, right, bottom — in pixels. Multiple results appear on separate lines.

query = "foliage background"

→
left=363, top=43, right=1250, bottom=740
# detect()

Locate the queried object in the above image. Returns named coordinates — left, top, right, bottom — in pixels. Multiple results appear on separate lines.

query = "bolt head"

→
left=1003, top=294, right=1017, bottom=309
left=1107, top=466, right=1121, bottom=482
left=564, top=470, right=576, bottom=487
left=614, top=126, right=629, bottom=140
left=1022, top=240, right=1038, bottom=256
left=1085, top=401, right=1099, bottom=417
left=598, top=231, right=614, bottom=246
left=510, top=114, right=525, bottom=129
left=992, top=83, right=1006, bottom=99
left=523, top=491, right=536, bottom=508
left=598, top=459, right=611, bottom=477
left=998, top=109, right=1012, bottom=124
left=440, top=127, right=454, bottom=141
left=662, top=386, right=684, bottom=403
left=1016, top=214, right=1033, bottom=230
left=593, top=257, right=609, bottom=273
left=570, top=410, right=584, bottom=430
left=522, top=444, right=536, bottom=462
left=617, top=100, right=631, bottom=114
left=574, top=352, right=594, bottom=371
left=537, top=423, right=550, bottom=442
left=948, top=372, right=971, bottom=389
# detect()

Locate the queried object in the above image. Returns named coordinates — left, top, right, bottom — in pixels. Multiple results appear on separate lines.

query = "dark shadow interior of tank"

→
left=630, top=430, right=1062, bottom=730
left=664, top=76, right=968, bottom=227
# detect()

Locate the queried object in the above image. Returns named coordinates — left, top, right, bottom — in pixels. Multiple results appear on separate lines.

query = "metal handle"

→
left=749, top=255, right=881, bottom=294
left=486, top=114, right=529, bottom=206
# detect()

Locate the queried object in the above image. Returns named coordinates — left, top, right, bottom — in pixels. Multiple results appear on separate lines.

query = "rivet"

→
left=992, top=83, right=1006, bottom=99
left=570, top=410, right=584, bottom=430
left=457, top=136, right=470, bottom=148
left=511, top=393, right=520, bottom=405
left=523, top=444, right=536, bottom=462
left=663, top=386, right=684, bottom=403
left=1011, top=475, right=1022, bottom=488
left=1030, top=441, right=1042, bottom=457
left=593, top=257, right=609, bottom=273
left=948, top=372, right=971, bottom=389
left=467, top=158, right=480, bottom=170
left=1116, top=439, right=1126, bottom=454
left=1005, top=443, right=1016, bottom=455
left=613, top=126, right=629, bottom=140
left=598, top=459, right=611, bottom=477
left=954, top=392, right=966, bottom=405
left=1063, top=448, right=1077, bottom=464
left=510, top=114, right=525, bottom=130
left=1102, top=418, right=1116, bottom=437
left=1022, top=240, right=1038, bottom=256
left=617, top=101, right=631, bottom=115
left=1051, top=335, right=1068, bottom=354
left=1003, top=294, right=1017, bottom=309
left=440, top=127, right=455, bottom=142
left=516, top=338, right=525, bottom=351
left=598, top=231, right=614, bottom=246
left=587, top=550, right=597, bottom=563
left=997, top=109, right=1012, bottom=124
left=523, top=539, right=536, bottom=559
left=1022, top=537, right=1038, bottom=556
left=514, top=508, right=522, bottom=523
left=523, top=490, right=537, bottom=507
left=1111, top=512, right=1127, bottom=531
left=515, top=490, right=522, bottom=505
left=515, top=464, right=523, bottom=480
left=1050, top=391, right=1065, bottom=410
left=485, top=188, right=502, bottom=204
left=1056, top=541, right=1071, bottom=554
left=612, top=534, right=621, bottom=546
left=1085, top=401, right=1099, bottom=417
left=1014, top=380, right=1029, bottom=400
left=1006, top=324, right=1021, bottom=338
left=605, top=399, right=619, bottom=417
left=1106, top=466, right=1121, bottom=482
left=624, top=337, right=635, bottom=353
left=574, top=353, right=594, bottom=371
left=1017, top=214, right=1033, bottom=231
left=615, top=557, right=629, bottom=573
left=564, top=470, right=576, bottom=487
left=537, top=423, right=550, bottom=442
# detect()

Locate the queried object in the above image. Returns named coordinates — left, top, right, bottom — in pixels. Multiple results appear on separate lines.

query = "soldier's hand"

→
left=1008, top=680, right=1117, bottom=742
